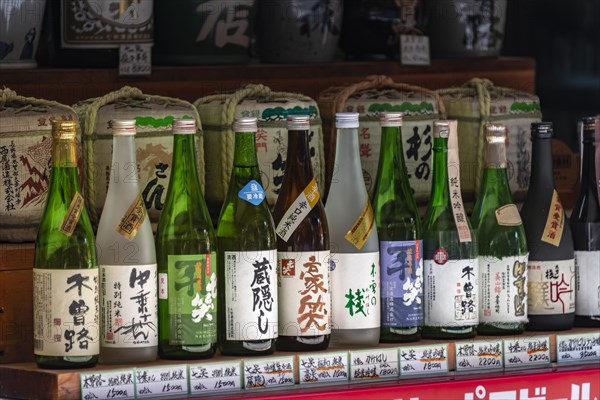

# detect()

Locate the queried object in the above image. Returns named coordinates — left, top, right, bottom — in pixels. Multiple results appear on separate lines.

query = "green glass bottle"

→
left=33, top=120, right=99, bottom=369
left=372, top=112, right=423, bottom=343
left=470, top=124, right=528, bottom=335
left=156, top=119, right=217, bottom=359
left=422, top=120, right=478, bottom=340
left=217, top=117, right=278, bottom=356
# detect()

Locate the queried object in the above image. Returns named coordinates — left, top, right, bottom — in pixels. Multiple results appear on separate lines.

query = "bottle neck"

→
left=52, top=138, right=77, bottom=168
left=481, top=139, right=512, bottom=199
left=429, top=136, right=449, bottom=206
left=49, top=138, right=80, bottom=191
left=171, top=133, right=202, bottom=196
left=379, top=125, right=408, bottom=175
left=335, top=127, right=362, bottom=179
left=110, top=134, right=139, bottom=183
left=529, top=137, right=555, bottom=193
left=285, top=129, right=314, bottom=182
left=580, top=138, right=598, bottom=197
left=234, top=131, right=258, bottom=167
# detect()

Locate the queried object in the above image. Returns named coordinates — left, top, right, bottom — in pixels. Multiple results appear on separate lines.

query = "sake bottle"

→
left=34, top=120, right=99, bottom=369
left=274, top=115, right=331, bottom=351
left=521, top=122, right=575, bottom=331
left=325, top=112, right=380, bottom=347
left=470, top=124, right=528, bottom=335
left=372, top=112, right=423, bottom=343
left=570, top=117, right=600, bottom=327
left=156, top=119, right=217, bottom=359
left=422, top=120, right=478, bottom=339
left=217, top=117, right=278, bottom=356
left=96, top=119, right=158, bottom=363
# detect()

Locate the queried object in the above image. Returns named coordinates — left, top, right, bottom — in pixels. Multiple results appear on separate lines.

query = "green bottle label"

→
left=167, top=254, right=217, bottom=345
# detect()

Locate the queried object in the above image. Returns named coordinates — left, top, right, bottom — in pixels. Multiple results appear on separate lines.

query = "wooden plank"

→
left=0, top=244, right=35, bottom=272
left=0, top=269, right=34, bottom=364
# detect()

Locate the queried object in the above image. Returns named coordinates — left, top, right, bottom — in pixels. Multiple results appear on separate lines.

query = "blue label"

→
left=380, top=240, right=423, bottom=327
left=238, top=179, right=266, bottom=205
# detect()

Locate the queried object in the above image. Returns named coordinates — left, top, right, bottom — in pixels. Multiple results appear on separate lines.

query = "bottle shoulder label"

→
left=495, top=204, right=523, bottom=227
left=115, top=192, right=147, bottom=241
left=59, top=192, right=85, bottom=236
left=238, top=180, right=266, bottom=206
left=345, top=202, right=375, bottom=250
left=276, top=178, right=320, bottom=242
left=541, top=190, right=565, bottom=247
left=527, top=259, right=575, bottom=315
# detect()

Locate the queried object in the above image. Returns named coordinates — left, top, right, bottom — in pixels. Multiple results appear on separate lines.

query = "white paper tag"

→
left=349, top=348, right=399, bottom=381
left=399, top=344, right=449, bottom=376
left=189, top=361, right=242, bottom=394
left=556, top=332, right=600, bottom=363
left=503, top=336, right=551, bottom=368
left=298, top=352, right=349, bottom=384
left=135, top=365, right=188, bottom=398
left=400, top=35, right=431, bottom=66
left=158, top=273, right=168, bottom=300
left=119, top=44, right=152, bottom=76
left=80, top=369, right=135, bottom=400
left=455, top=340, right=504, bottom=371
left=243, top=356, right=295, bottom=389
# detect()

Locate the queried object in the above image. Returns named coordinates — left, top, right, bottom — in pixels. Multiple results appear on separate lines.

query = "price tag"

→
left=557, top=332, right=600, bottom=363
left=350, top=348, right=399, bottom=381
left=119, top=43, right=152, bottom=76
left=400, top=34, right=431, bottom=66
left=299, top=352, right=349, bottom=384
left=399, top=344, right=449, bottom=376
left=135, top=365, right=188, bottom=398
left=243, top=356, right=295, bottom=389
left=80, top=369, right=135, bottom=400
left=189, top=361, right=242, bottom=395
left=455, top=340, right=504, bottom=372
left=504, top=336, right=551, bottom=368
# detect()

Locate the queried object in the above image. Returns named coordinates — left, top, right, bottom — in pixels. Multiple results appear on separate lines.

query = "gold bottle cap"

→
left=51, top=120, right=77, bottom=140
left=484, top=123, right=507, bottom=143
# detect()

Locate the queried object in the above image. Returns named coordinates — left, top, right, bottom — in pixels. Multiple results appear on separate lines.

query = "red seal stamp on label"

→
left=433, top=248, right=449, bottom=265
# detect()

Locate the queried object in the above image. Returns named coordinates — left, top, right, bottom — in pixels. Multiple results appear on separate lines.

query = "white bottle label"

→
left=424, top=258, right=479, bottom=326
left=225, top=250, right=278, bottom=341
left=278, top=251, right=331, bottom=336
left=100, top=264, right=158, bottom=348
left=330, top=252, right=380, bottom=330
left=575, top=251, right=600, bottom=316
left=479, top=255, right=528, bottom=323
left=33, top=268, right=99, bottom=357
left=528, top=259, right=575, bottom=315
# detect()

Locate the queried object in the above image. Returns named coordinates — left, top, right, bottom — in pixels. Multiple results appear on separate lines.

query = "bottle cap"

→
left=173, top=118, right=197, bottom=135
left=287, top=115, right=310, bottom=131
left=336, top=112, right=359, bottom=129
left=51, top=120, right=77, bottom=140
left=484, top=123, right=507, bottom=143
left=380, top=112, right=403, bottom=127
left=581, top=116, right=596, bottom=140
left=433, top=120, right=452, bottom=138
left=112, top=119, right=137, bottom=136
left=531, top=122, right=553, bottom=139
left=233, top=117, right=257, bottom=132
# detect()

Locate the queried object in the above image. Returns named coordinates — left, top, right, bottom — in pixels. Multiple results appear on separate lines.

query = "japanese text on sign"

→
left=350, top=348, right=399, bottom=381
left=456, top=340, right=503, bottom=371
left=244, top=357, right=295, bottom=389
left=557, top=332, right=600, bottom=363
left=504, top=336, right=551, bottom=368
left=189, top=361, right=242, bottom=394
left=135, top=366, right=188, bottom=398
left=399, top=344, right=448, bottom=376
left=81, top=369, right=135, bottom=400
left=299, top=352, right=348, bottom=384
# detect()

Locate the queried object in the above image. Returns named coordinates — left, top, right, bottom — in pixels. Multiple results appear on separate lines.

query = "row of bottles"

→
left=33, top=113, right=599, bottom=369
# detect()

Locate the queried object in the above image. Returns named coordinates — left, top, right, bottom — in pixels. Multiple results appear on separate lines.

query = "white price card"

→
left=119, top=44, right=152, bottom=76
left=399, top=344, right=449, bottom=376
left=135, top=365, right=188, bottom=398
left=400, top=34, right=431, bottom=66
left=350, top=348, right=399, bottom=381
left=455, top=340, right=504, bottom=372
left=243, top=356, right=295, bottom=390
left=504, top=336, right=551, bottom=368
left=189, top=361, right=242, bottom=395
left=299, top=352, right=349, bottom=384
left=80, top=369, right=135, bottom=400
left=557, top=332, right=600, bottom=363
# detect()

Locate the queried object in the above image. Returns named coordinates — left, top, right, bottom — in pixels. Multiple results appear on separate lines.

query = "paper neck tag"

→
left=495, top=204, right=523, bottom=226
left=116, top=192, right=146, bottom=241
left=400, top=35, right=431, bottom=66
left=541, top=190, right=564, bottom=246
left=276, top=177, right=320, bottom=241
left=60, top=192, right=84, bottom=236
left=447, top=121, right=471, bottom=242
left=345, top=201, right=375, bottom=250
left=119, top=44, right=152, bottom=76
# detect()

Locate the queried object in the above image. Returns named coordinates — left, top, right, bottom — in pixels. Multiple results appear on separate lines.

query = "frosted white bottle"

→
left=97, top=119, right=158, bottom=363
left=325, top=112, right=380, bottom=347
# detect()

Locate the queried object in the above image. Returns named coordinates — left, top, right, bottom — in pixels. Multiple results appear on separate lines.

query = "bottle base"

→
left=574, top=315, right=600, bottom=328
left=379, top=327, right=421, bottom=343
left=526, top=314, right=575, bottom=331
left=477, top=323, right=525, bottom=336
left=330, top=328, right=380, bottom=347
left=35, top=355, right=98, bottom=369
left=219, top=340, right=276, bottom=356
left=99, top=346, right=157, bottom=364
left=159, top=342, right=217, bottom=360
left=422, top=326, right=477, bottom=340
left=276, top=335, right=330, bottom=351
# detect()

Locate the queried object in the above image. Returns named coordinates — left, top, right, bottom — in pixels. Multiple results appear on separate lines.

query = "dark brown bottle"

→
left=273, top=116, right=331, bottom=351
left=521, top=122, right=575, bottom=331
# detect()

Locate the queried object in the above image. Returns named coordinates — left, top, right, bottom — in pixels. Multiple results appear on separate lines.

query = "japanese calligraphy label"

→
left=119, top=44, right=152, bottom=76
left=135, top=365, right=188, bottom=398
left=278, top=251, right=331, bottom=337
left=495, top=204, right=523, bottom=226
left=350, top=348, right=399, bottom=381
left=527, top=259, right=575, bottom=315
left=424, top=258, right=478, bottom=326
left=557, top=332, right=600, bottom=363
left=275, top=177, right=321, bottom=241
left=380, top=240, right=423, bottom=328
left=100, top=264, right=158, bottom=348
left=225, top=250, right=278, bottom=341
left=400, top=34, right=431, bottom=66
left=541, top=190, right=565, bottom=246
left=399, top=344, right=449, bottom=376
left=243, top=356, right=295, bottom=389
left=330, top=252, right=380, bottom=329
left=574, top=251, right=600, bottom=316
left=455, top=340, right=504, bottom=372
left=480, top=255, right=528, bottom=323
left=238, top=179, right=266, bottom=206
left=59, top=192, right=84, bottom=236
left=447, top=121, right=471, bottom=243
left=298, top=352, right=348, bottom=384
left=80, top=369, right=135, bottom=400
left=504, top=336, right=551, bottom=368
left=33, top=268, right=99, bottom=356
left=115, top=192, right=147, bottom=241
left=167, top=254, right=217, bottom=345
left=189, top=361, right=242, bottom=395
left=344, top=201, right=375, bottom=249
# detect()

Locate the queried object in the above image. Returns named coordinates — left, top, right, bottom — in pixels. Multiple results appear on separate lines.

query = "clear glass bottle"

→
left=34, top=120, right=99, bottom=369
left=96, top=119, right=158, bottom=363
